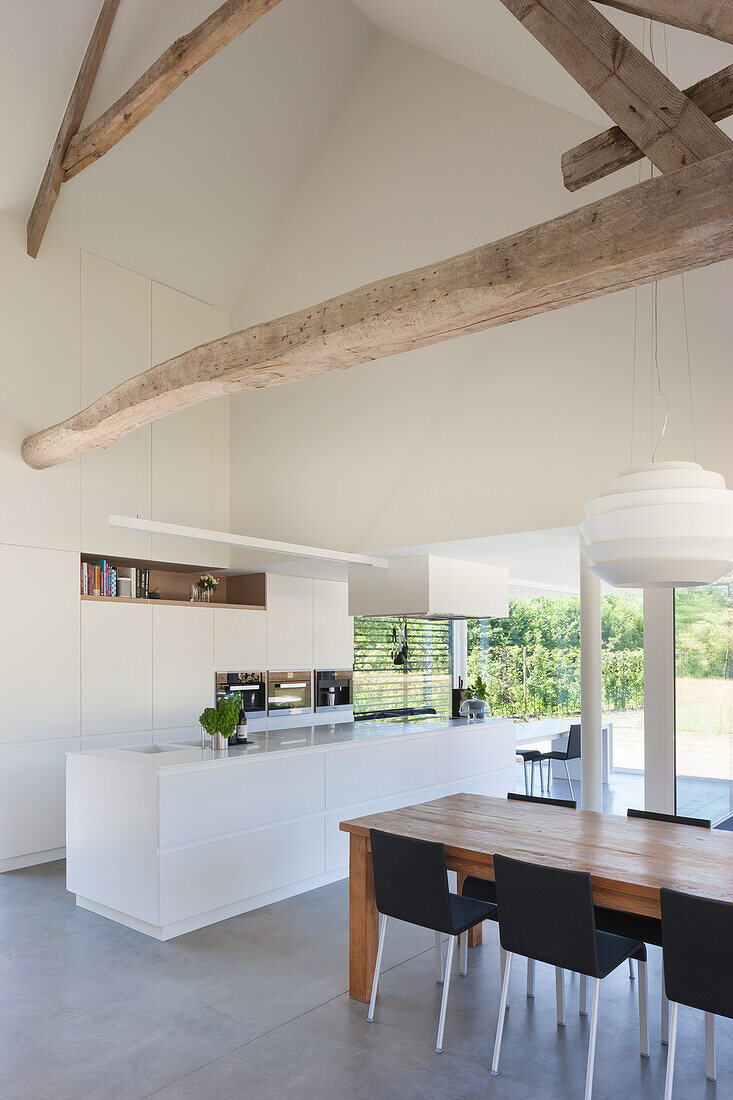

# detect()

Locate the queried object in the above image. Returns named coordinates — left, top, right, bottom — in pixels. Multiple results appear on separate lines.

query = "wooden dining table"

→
left=339, top=792, right=733, bottom=1003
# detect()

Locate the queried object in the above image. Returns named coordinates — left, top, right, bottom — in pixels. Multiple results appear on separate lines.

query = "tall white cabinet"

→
left=266, top=575, right=314, bottom=669
left=313, top=578, right=354, bottom=669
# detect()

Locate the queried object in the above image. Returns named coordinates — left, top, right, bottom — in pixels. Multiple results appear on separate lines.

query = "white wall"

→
left=229, top=34, right=733, bottom=552
left=0, top=212, right=229, bottom=869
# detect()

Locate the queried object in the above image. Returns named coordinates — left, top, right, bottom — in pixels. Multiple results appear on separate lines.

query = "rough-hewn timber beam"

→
left=21, top=151, right=733, bottom=470
left=497, top=0, right=732, bottom=175
left=563, top=64, right=733, bottom=191
left=598, top=0, right=733, bottom=45
left=26, top=0, right=120, bottom=258
left=62, top=0, right=282, bottom=180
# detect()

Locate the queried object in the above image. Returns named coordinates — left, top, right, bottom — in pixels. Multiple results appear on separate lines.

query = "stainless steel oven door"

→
left=267, top=671, right=313, bottom=714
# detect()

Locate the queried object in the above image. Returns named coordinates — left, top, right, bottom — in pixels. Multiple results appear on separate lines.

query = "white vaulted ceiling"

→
left=1, top=0, right=729, bottom=308
left=0, top=0, right=375, bottom=308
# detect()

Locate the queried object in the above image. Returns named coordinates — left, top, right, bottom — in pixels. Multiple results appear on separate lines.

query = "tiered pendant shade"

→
left=580, top=461, right=733, bottom=588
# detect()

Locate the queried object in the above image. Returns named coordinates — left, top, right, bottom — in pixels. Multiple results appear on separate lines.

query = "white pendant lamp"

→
left=580, top=461, right=733, bottom=588
left=582, top=259, right=733, bottom=588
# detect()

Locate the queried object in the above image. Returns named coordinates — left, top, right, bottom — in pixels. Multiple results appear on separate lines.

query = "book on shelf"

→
left=80, top=560, right=118, bottom=598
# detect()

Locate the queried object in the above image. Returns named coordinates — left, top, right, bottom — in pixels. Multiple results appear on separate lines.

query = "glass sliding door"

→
left=675, top=573, right=733, bottom=824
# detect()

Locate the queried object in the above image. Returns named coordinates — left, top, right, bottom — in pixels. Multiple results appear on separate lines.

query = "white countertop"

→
left=68, top=716, right=512, bottom=774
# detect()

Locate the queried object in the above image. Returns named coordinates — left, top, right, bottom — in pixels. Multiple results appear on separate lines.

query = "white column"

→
left=580, top=548, right=603, bottom=811
left=452, top=619, right=468, bottom=688
left=643, top=588, right=676, bottom=812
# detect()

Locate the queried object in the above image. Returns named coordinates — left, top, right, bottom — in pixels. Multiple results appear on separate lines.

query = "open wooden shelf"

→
left=80, top=553, right=266, bottom=611
left=80, top=594, right=265, bottom=611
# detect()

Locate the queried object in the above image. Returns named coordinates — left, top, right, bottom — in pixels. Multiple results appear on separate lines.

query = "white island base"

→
left=66, top=718, right=515, bottom=940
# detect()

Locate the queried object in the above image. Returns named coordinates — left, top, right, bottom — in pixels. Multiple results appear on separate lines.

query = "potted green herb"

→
left=199, top=694, right=242, bottom=750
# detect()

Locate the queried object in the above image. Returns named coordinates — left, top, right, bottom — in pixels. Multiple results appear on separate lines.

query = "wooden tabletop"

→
left=339, top=793, right=733, bottom=918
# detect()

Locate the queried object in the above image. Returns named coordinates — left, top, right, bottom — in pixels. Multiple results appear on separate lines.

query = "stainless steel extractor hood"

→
left=347, top=555, right=508, bottom=620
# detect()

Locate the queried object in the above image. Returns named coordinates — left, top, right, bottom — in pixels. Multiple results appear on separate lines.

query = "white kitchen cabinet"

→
left=152, top=604, right=214, bottom=729
left=313, top=579, right=353, bottom=669
left=0, top=545, right=80, bottom=745
left=266, top=574, right=314, bottom=669
left=213, top=607, right=267, bottom=670
left=0, top=738, right=79, bottom=865
left=81, top=600, right=153, bottom=738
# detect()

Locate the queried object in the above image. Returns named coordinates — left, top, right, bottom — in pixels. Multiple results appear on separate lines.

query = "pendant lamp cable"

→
left=648, top=19, right=672, bottom=463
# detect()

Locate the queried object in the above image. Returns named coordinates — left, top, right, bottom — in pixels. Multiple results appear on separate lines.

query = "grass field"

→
left=610, top=677, right=733, bottom=779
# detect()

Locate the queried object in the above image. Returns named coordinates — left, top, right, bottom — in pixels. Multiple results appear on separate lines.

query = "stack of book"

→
left=80, top=562, right=151, bottom=598
left=81, top=560, right=118, bottom=597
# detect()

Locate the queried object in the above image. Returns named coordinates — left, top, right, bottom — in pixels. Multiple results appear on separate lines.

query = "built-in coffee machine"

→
left=214, top=671, right=267, bottom=719
left=315, top=670, right=353, bottom=714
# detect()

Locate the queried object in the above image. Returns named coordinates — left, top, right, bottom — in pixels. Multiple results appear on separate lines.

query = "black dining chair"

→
left=593, top=807, right=714, bottom=1071
left=540, top=722, right=581, bottom=801
left=462, top=793, right=577, bottom=1010
left=660, top=887, right=733, bottom=1099
left=490, top=854, right=648, bottom=1099
left=516, top=749, right=543, bottom=796
left=367, top=829, right=496, bottom=1052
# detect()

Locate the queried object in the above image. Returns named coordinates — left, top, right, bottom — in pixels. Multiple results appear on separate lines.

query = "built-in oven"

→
left=315, top=670, right=353, bottom=713
left=267, top=671, right=313, bottom=715
left=215, top=671, right=267, bottom=719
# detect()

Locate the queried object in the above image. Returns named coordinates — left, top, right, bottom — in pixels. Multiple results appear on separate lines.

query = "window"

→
left=675, top=572, right=733, bottom=823
left=353, top=617, right=452, bottom=719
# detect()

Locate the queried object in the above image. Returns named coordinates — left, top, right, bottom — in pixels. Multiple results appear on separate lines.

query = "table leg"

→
left=349, top=833, right=379, bottom=1002
left=456, top=871, right=483, bottom=946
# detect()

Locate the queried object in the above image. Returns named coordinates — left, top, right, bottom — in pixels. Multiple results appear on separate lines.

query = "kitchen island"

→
left=66, top=717, right=515, bottom=940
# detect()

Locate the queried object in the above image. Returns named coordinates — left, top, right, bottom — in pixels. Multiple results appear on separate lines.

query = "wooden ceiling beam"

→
left=61, top=0, right=282, bottom=181
left=562, top=64, right=733, bottom=191
left=497, top=0, right=732, bottom=176
left=21, top=150, right=733, bottom=470
left=597, top=0, right=733, bottom=45
left=26, top=0, right=120, bottom=258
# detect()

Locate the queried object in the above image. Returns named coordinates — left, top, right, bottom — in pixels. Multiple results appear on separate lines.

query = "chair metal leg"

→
left=705, top=1012, right=716, bottom=1082
left=460, top=932, right=468, bottom=977
left=530, top=760, right=536, bottom=796
left=556, top=967, right=565, bottom=1027
left=367, top=914, right=388, bottom=1022
left=663, top=1001, right=679, bottom=1100
left=435, top=930, right=444, bottom=984
left=628, top=958, right=636, bottom=980
left=435, top=935, right=456, bottom=1053
left=638, top=959, right=649, bottom=1058
left=491, top=951, right=514, bottom=1075
left=500, top=945, right=510, bottom=1008
left=584, top=977, right=601, bottom=1100
left=661, top=977, right=669, bottom=1045
left=580, top=973, right=588, bottom=1016
left=563, top=758, right=575, bottom=802
left=546, top=758, right=552, bottom=791
left=522, top=759, right=529, bottom=795
left=527, top=957, right=535, bottom=999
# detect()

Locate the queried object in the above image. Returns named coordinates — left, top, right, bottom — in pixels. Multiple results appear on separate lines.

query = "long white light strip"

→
left=106, top=514, right=389, bottom=569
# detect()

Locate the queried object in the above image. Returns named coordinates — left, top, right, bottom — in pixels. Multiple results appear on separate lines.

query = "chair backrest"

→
left=627, top=808, right=711, bottom=829
left=660, top=888, right=733, bottom=1019
left=493, top=853, right=599, bottom=976
left=508, top=792, right=577, bottom=809
left=565, top=723, right=582, bottom=761
left=370, top=829, right=453, bottom=933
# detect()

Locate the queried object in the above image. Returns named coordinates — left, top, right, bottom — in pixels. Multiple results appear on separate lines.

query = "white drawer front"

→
left=159, top=816, right=325, bottom=923
left=325, top=785, right=438, bottom=872
left=324, top=736, right=436, bottom=809
left=435, top=725, right=515, bottom=783
left=158, top=753, right=324, bottom=848
left=435, top=767, right=516, bottom=800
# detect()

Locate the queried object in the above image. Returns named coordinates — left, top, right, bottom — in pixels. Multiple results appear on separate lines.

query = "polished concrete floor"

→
left=1, top=859, right=730, bottom=1099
